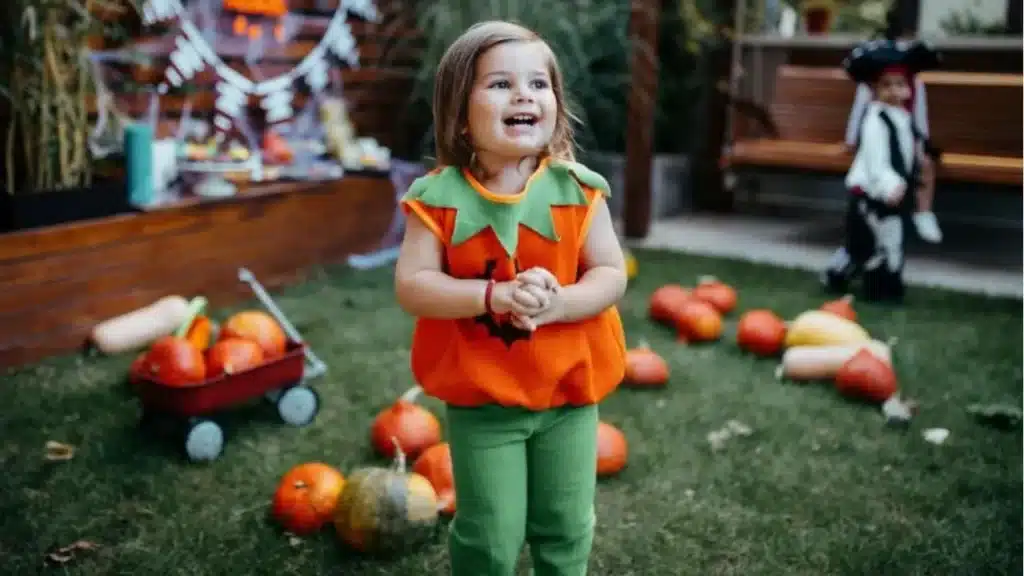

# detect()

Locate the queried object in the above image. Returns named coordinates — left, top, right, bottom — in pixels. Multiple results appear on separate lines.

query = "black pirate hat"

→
left=843, top=39, right=940, bottom=84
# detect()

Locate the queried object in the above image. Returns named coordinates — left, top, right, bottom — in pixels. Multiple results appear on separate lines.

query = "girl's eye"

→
left=489, top=80, right=511, bottom=89
left=531, top=79, right=549, bottom=89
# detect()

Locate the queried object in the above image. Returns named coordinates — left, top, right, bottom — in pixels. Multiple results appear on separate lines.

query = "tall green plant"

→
left=0, top=0, right=137, bottom=195
left=381, top=0, right=637, bottom=159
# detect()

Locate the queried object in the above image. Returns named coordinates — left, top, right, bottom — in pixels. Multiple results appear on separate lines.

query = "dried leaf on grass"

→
left=44, top=540, right=99, bottom=565
left=44, top=441, right=75, bottom=462
left=882, top=395, right=918, bottom=428
left=707, top=419, right=754, bottom=452
left=922, top=428, right=950, bottom=445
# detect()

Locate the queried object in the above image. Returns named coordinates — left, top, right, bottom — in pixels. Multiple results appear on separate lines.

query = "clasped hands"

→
left=488, top=267, right=564, bottom=331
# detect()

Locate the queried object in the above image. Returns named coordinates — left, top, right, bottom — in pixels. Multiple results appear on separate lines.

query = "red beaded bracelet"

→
left=484, top=279, right=496, bottom=315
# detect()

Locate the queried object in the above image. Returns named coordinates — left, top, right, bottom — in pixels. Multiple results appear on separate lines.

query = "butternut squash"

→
left=90, top=296, right=191, bottom=355
left=775, top=339, right=895, bottom=381
left=783, top=310, right=871, bottom=348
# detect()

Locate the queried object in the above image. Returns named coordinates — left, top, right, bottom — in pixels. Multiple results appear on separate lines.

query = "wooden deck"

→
left=0, top=175, right=395, bottom=368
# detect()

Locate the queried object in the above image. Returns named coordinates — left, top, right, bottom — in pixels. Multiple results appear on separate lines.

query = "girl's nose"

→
left=513, top=86, right=534, bottom=103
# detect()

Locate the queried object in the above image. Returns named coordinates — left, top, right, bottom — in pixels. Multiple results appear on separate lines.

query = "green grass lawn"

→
left=1, top=249, right=1020, bottom=575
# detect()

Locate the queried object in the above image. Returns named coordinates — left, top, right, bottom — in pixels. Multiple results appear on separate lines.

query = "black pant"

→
left=823, top=193, right=907, bottom=303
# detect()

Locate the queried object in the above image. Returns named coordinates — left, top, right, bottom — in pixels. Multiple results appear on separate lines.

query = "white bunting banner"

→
left=140, top=0, right=379, bottom=132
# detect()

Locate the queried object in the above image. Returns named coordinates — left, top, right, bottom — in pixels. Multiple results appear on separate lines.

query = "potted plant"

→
left=0, top=0, right=138, bottom=233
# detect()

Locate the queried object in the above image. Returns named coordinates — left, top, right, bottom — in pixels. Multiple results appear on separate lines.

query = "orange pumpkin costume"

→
left=400, top=158, right=627, bottom=411
left=400, top=158, right=624, bottom=575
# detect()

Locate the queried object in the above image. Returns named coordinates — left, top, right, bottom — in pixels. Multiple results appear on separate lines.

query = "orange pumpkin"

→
left=649, top=284, right=691, bottom=325
left=691, top=276, right=738, bottom=314
left=623, top=343, right=669, bottom=387
left=412, top=442, right=455, bottom=515
left=820, top=294, right=857, bottom=322
left=271, top=462, right=346, bottom=535
left=143, top=336, right=206, bottom=386
left=835, top=349, right=897, bottom=404
left=220, top=310, right=287, bottom=359
left=185, top=315, right=214, bottom=351
left=596, top=421, right=628, bottom=477
left=206, top=338, right=265, bottom=378
left=736, top=309, right=788, bottom=357
left=675, top=299, right=723, bottom=342
left=371, top=387, right=442, bottom=461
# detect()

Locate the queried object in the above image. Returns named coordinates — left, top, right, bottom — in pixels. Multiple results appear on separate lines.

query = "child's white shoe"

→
left=913, top=211, right=943, bottom=243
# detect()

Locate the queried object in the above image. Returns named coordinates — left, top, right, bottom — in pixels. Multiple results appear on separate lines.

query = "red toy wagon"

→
left=132, top=268, right=328, bottom=462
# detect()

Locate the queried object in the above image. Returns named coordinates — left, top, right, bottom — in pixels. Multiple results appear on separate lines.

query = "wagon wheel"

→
left=183, top=418, right=224, bottom=462
left=276, top=385, right=320, bottom=427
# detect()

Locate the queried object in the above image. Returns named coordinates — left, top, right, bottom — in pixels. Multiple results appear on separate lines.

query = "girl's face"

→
left=466, top=41, right=558, bottom=164
left=874, top=71, right=911, bottom=106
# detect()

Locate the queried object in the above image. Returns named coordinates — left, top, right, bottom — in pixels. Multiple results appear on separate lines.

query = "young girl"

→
left=394, top=20, right=627, bottom=576
left=824, top=39, right=940, bottom=303
left=843, top=8, right=943, bottom=243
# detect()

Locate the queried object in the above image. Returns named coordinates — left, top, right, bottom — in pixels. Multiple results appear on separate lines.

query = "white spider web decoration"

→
left=130, top=0, right=378, bottom=142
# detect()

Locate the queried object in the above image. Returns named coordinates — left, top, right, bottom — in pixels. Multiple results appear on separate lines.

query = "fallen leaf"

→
left=44, top=540, right=99, bottom=565
left=44, top=441, right=75, bottom=462
left=725, top=419, right=752, bottom=437
left=922, top=428, right=950, bottom=445
left=707, top=429, right=731, bottom=452
left=882, top=395, right=917, bottom=428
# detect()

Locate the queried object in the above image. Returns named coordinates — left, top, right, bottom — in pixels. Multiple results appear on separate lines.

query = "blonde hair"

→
left=432, top=20, right=577, bottom=168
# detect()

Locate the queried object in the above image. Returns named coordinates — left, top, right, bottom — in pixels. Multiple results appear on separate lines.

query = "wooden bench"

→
left=722, top=66, right=1023, bottom=187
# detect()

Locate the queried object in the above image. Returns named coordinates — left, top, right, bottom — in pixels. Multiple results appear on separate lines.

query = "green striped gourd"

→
left=333, top=438, right=439, bottom=555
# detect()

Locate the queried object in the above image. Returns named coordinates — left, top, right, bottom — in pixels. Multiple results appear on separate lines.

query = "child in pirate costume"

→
left=823, top=39, right=940, bottom=303
left=843, top=8, right=944, bottom=244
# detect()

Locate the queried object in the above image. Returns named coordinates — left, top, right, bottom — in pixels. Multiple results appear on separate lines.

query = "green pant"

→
left=445, top=403, right=599, bottom=576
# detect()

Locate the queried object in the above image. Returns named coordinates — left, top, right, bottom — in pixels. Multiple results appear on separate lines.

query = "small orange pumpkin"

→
left=185, top=315, right=215, bottom=351
left=835, top=349, right=897, bottom=404
left=206, top=338, right=265, bottom=378
left=691, top=276, right=738, bottom=314
left=736, top=309, right=788, bottom=357
left=820, top=294, right=857, bottom=322
left=144, top=336, right=206, bottom=386
left=623, top=342, right=669, bottom=387
left=596, top=421, right=628, bottom=477
left=370, top=387, right=442, bottom=461
left=675, top=299, right=723, bottom=342
left=220, top=310, right=287, bottom=359
left=271, top=462, right=346, bottom=535
left=412, top=442, right=455, bottom=515
left=648, top=284, right=691, bottom=325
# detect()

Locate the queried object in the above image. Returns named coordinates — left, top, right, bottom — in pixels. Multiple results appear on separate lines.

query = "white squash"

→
left=775, top=339, right=895, bottom=381
left=89, top=296, right=190, bottom=354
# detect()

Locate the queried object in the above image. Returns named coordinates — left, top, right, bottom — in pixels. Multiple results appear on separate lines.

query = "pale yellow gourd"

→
left=775, top=339, right=895, bottom=381
left=783, top=310, right=871, bottom=348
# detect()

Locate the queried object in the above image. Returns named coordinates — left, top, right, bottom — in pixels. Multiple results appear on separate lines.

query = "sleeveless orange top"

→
left=400, top=159, right=626, bottom=410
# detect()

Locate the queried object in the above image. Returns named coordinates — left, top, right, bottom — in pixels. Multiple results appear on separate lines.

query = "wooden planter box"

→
left=1, top=177, right=135, bottom=233
left=0, top=174, right=395, bottom=368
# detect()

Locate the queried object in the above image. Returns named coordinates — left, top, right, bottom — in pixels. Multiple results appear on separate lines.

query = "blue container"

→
left=124, top=123, right=154, bottom=207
